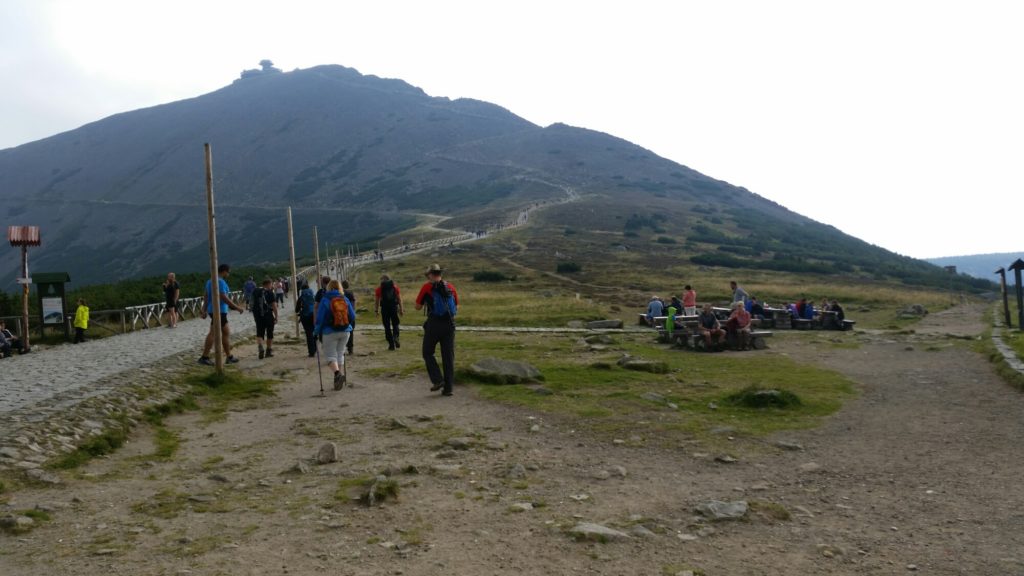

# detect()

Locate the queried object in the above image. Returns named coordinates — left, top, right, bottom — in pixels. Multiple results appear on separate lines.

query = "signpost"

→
left=8, top=226, right=41, bottom=352
left=1009, top=259, right=1024, bottom=331
left=34, top=272, right=71, bottom=339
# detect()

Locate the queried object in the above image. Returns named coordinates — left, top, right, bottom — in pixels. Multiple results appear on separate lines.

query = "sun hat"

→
left=425, top=263, right=443, bottom=277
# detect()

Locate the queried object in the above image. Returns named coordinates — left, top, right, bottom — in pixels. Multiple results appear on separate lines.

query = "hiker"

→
left=0, top=326, right=10, bottom=358
left=198, top=263, right=245, bottom=365
left=730, top=281, right=749, bottom=306
left=72, top=298, right=90, bottom=343
left=251, top=277, right=278, bottom=359
left=682, top=285, right=697, bottom=316
left=313, top=279, right=355, bottom=389
left=313, top=275, right=330, bottom=316
left=243, top=276, right=257, bottom=310
left=670, top=295, right=684, bottom=314
left=342, top=280, right=356, bottom=355
left=829, top=300, right=846, bottom=323
left=375, top=274, right=404, bottom=350
left=415, top=263, right=459, bottom=396
left=274, top=278, right=285, bottom=305
left=698, top=303, right=726, bottom=351
left=646, top=295, right=665, bottom=326
left=295, top=279, right=317, bottom=357
left=749, top=296, right=766, bottom=320
left=163, top=272, right=180, bottom=328
left=726, top=301, right=752, bottom=350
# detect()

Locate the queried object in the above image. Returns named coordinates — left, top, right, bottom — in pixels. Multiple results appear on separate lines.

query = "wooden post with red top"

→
left=7, top=225, right=41, bottom=353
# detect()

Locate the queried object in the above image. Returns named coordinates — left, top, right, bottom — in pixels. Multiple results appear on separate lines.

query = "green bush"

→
left=656, top=236, right=677, bottom=244
left=726, top=386, right=802, bottom=409
left=556, top=262, right=581, bottom=274
left=472, top=270, right=510, bottom=282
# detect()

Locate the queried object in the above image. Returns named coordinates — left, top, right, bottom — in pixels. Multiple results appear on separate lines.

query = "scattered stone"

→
left=25, top=468, right=62, bottom=485
left=568, top=494, right=591, bottom=502
left=641, top=392, right=666, bottom=403
left=0, top=515, right=34, bottom=532
left=284, top=461, right=311, bottom=475
left=799, top=462, right=823, bottom=474
left=567, top=320, right=585, bottom=329
left=774, top=440, right=804, bottom=451
left=506, top=464, right=528, bottom=479
left=0, top=447, right=20, bottom=459
left=629, top=524, right=656, bottom=538
left=445, top=437, right=474, bottom=450
left=531, top=386, right=554, bottom=396
left=569, top=522, right=631, bottom=542
left=817, top=544, right=844, bottom=557
left=749, top=482, right=771, bottom=491
left=93, top=549, right=118, bottom=556
left=586, top=320, right=624, bottom=330
left=906, top=564, right=919, bottom=571
left=430, top=464, right=463, bottom=477
left=676, top=533, right=698, bottom=542
left=484, top=441, right=507, bottom=451
left=434, top=450, right=460, bottom=460
left=207, top=474, right=230, bottom=483
left=592, top=470, right=611, bottom=480
left=715, top=455, right=738, bottom=464
left=389, top=418, right=410, bottom=430
left=509, top=502, right=534, bottom=512
left=317, top=442, right=340, bottom=464
left=695, top=500, right=748, bottom=521
left=793, top=506, right=815, bottom=518
left=583, top=334, right=616, bottom=345
left=899, top=304, right=928, bottom=318
left=413, top=415, right=435, bottom=422
left=609, top=465, right=628, bottom=478
left=617, top=355, right=669, bottom=374
left=188, top=495, right=216, bottom=503
left=530, top=424, right=541, bottom=433
left=468, top=358, right=543, bottom=384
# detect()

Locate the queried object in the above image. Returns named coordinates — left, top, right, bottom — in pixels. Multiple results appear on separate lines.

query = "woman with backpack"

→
left=313, top=279, right=355, bottom=390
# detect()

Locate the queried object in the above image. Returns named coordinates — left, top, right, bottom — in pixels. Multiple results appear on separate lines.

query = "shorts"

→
left=255, top=315, right=275, bottom=340
left=321, top=331, right=350, bottom=365
left=165, top=301, right=177, bottom=311
left=209, top=314, right=229, bottom=326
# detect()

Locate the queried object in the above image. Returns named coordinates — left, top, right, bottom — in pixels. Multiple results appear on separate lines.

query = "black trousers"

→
left=381, top=308, right=400, bottom=345
left=74, top=328, right=86, bottom=343
left=300, top=314, right=317, bottom=356
left=422, top=316, right=455, bottom=391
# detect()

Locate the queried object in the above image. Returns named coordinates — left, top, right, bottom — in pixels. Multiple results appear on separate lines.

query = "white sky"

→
left=1, top=0, right=1021, bottom=259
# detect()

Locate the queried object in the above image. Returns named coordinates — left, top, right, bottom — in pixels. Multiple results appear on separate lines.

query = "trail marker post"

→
left=8, top=226, right=40, bottom=352
left=1010, top=259, right=1024, bottom=330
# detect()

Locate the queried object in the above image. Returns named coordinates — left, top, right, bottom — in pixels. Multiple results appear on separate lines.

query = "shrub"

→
left=656, top=236, right=677, bottom=244
left=472, top=270, right=509, bottom=282
left=556, top=262, right=581, bottom=274
left=726, top=386, right=802, bottom=409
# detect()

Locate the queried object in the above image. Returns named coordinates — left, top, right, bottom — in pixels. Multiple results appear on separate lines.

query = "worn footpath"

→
left=2, top=304, right=1023, bottom=575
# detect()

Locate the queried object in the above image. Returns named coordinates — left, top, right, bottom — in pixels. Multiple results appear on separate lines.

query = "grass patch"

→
left=464, top=332, right=855, bottom=445
left=150, top=428, right=180, bottom=461
left=748, top=500, right=792, bottom=522
left=49, top=420, right=131, bottom=470
left=334, top=476, right=400, bottom=506
left=0, top=509, right=52, bottom=535
left=132, top=489, right=189, bottom=519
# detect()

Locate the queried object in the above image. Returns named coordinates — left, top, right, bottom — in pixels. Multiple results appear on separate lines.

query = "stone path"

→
left=1, top=313, right=254, bottom=416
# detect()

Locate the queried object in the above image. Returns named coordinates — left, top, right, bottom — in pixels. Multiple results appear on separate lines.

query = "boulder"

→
left=695, top=500, right=748, bottom=520
left=617, top=355, right=669, bottom=374
left=586, top=320, right=624, bottom=330
left=899, top=304, right=928, bottom=318
left=468, top=358, right=542, bottom=384
left=316, top=442, right=340, bottom=464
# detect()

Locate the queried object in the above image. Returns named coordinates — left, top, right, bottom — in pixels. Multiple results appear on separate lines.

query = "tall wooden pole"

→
left=313, top=226, right=321, bottom=282
left=21, top=245, right=30, bottom=352
left=205, top=143, right=224, bottom=374
left=996, top=267, right=1012, bottom=328
left=287, top=207, right=299, bottom=338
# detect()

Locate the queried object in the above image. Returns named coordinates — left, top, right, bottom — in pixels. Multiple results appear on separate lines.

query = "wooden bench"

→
left=793, top=318, right=814, bottom=330
left=841, top=319, right=856, bottom=331
left=750, top=330, right=773, bottom=350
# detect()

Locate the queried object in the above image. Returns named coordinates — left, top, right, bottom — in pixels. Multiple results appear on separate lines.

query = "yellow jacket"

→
left=74, top=305, right=89, bottom=329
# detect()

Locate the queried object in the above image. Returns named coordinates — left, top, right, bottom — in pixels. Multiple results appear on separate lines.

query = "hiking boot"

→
left=333, top=371, right=345, bottom=390
left=441, top=389, right=453, bottom=397
left=430, top=382, right=444, bottom=392
left=226, top=356, right=240, bottom=364
left=265, top=348, right=274, bottom=358
left=198, top=356, right=214, bottom=366
left=388, top=343, right=396, bottom=351
left=258, top=345, right=265, bottom=360
left=394, top=337, right=400, bottom=349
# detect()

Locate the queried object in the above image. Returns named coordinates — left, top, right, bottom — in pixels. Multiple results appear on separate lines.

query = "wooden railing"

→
left=124, top=290, right=243, bottom=331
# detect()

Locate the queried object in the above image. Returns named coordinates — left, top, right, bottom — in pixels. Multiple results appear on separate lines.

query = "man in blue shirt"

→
left=199, top=263, right=245, bottom=365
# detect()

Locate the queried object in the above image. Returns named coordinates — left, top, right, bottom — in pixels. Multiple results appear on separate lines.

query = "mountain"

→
left=0, top=63, right=993, bottom=292
left=928, top=253, right=1023, bottom=281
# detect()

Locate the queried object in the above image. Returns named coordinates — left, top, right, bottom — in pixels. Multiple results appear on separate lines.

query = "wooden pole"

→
left=204, top=143, right=224, bottom=374
left=1016, top=268, right=1024, bottom=330
left=20, top=245, right=30, bottom=352
left=313, top=226, right=321, bottom=282
left=996, top=267, right=1011, bottom=328
left=287, top=207, right=299, bottom=339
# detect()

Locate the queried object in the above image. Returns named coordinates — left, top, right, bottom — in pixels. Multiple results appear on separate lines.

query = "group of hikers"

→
left=193, top=263, right=459, bottom=397
left=645, top=281, right=848, bottom=351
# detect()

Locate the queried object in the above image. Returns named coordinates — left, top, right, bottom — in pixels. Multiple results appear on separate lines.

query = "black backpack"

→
left=252, top=287, right=270, bottom=317
left=380, top=281, right=397, bottom=310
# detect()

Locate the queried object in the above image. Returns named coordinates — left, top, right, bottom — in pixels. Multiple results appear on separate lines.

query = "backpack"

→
left=428, top=282, right=457, bottom=318
left=380, top=281, right=397, bottom=310
left=329, top=295, right=352, bottom=329
left=252, top=287, right=270, bottom=317
left=295, top=289, right=314, bottom=317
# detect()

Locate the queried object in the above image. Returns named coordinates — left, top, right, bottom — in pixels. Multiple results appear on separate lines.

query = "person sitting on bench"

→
left=829, top=300, right=845, bottom=322
left=646, top=295, right=665, bottom=326
left=726, top=301, right=753, bottom=350
left=0, top=321, right=21, bottom=356
left=698, top=303, right=726, bottom=351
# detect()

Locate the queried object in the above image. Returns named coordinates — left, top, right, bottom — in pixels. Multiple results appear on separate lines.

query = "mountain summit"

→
left=0, top=64, right=981, bottom=290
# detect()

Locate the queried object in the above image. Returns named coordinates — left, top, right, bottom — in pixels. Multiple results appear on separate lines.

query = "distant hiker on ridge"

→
left=375, top=274, right=404, bottom=350
left=415, top=263, right=458, bottom=396
left=198, top=263, right=244, bottom=366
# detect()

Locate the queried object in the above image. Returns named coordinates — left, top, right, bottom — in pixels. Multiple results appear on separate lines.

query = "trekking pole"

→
left=315, top=342, right=325, bottom=397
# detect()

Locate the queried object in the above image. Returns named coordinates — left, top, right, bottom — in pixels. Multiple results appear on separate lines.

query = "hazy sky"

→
left=2, top=0, right=1021, bottom=260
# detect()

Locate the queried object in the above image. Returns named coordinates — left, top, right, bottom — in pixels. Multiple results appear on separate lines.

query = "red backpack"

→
left=329, top=296, right=351, bottom=329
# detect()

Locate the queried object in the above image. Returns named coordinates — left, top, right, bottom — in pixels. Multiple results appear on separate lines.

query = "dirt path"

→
left=3, top=304, right=1023, bottom=575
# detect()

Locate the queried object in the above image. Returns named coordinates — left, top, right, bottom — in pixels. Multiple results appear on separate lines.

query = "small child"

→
left=74, top=298, right=90, bottom=343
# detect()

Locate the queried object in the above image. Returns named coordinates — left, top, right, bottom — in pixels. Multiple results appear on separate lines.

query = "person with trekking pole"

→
left=313, top=279, right=354, bottom=390
left=295, top=279, right=317, bottom=358
left=415, top=264, right=458, bottom=396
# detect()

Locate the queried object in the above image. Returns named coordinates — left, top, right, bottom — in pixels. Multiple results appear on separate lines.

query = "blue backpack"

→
left=296, top=288, right=315, bottom=317
left=429, top=282, right=457, bottom=318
